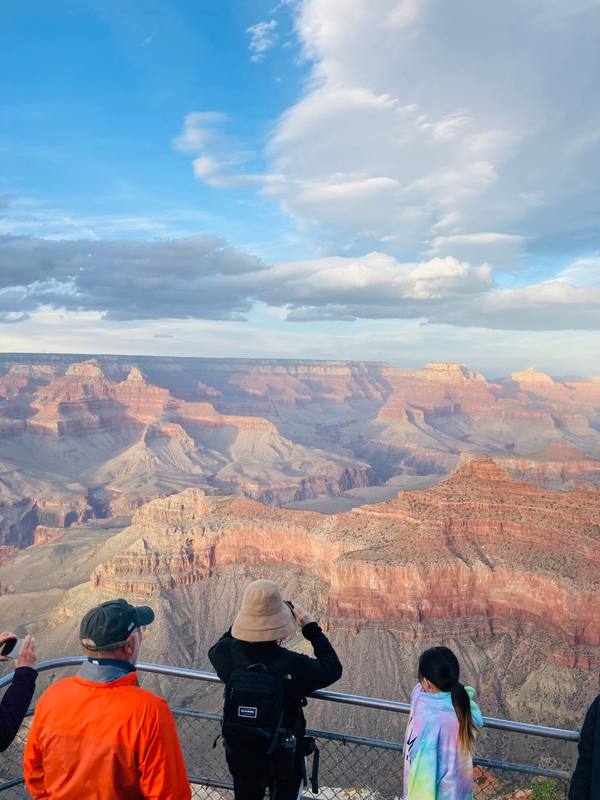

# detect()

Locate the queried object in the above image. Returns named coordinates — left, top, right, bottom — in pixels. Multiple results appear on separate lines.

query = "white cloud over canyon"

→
left=1, top=235, right=600, bottom=332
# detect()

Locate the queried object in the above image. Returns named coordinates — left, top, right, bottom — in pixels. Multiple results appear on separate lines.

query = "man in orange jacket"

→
left=24, top=599, right=191, bottom=800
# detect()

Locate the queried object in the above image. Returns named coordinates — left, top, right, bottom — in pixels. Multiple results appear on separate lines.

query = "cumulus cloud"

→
left=247, top=20, right=278, bottom=62
left=178, top=0, right=599, bottom=267
left=268, top=0, right=600, bottom=258
left=2, top=235, right=600, bottom=331
left=261, top=253, right=494, bottom=320
left=433, top=281, right=600, bottom=331
left=0, top=235, right=265, bottom=321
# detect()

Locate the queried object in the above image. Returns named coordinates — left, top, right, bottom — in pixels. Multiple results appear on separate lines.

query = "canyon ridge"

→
left=1, top=353, right=600, bottom=548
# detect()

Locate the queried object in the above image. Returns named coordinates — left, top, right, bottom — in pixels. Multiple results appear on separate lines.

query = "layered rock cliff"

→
left=93, top=458, right=600, bottom=670
left=501, top=443, right=600, bottom=489
left=2, top=353, right=600, bottom=551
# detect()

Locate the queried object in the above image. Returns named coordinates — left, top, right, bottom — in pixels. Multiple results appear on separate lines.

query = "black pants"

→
left=231, top=757, right=304, bottom=800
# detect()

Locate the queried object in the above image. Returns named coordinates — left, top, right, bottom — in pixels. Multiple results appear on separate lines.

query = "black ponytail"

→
left=418, top=646, right=476, bottom=753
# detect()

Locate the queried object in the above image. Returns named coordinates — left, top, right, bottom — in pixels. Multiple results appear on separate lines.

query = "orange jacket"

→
left=24, top=671, right=191, bottom=800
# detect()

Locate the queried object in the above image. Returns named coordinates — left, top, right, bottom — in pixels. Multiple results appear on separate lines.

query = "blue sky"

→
left=1, top=0, right=303, bottom=252
left=1, top=0, right=600, bottom=375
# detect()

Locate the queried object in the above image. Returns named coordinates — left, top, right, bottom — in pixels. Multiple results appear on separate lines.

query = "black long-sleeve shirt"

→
left=208, top=622, right=342, bottom=733
left=0, top=666, right=37, bottom=752
left=569, top=694, right=600, bottom=800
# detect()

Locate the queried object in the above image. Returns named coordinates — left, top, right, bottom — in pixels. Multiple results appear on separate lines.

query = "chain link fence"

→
left=173, top=708, right=571, bottom=800
left=0, top=705, right=571, bottom=799
left=0, top=664, right=574, bottom=800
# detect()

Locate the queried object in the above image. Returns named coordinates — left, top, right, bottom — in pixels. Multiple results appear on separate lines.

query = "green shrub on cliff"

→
left=531, top=777, right=560, bottom=800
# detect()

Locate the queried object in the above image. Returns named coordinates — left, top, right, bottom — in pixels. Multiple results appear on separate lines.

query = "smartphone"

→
left=0, top=637, right=25, bottom=659
left=285, top=600, right=295, bottom=615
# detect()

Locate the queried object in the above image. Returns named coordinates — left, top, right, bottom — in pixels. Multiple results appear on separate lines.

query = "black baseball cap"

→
left=80, top=599, right=155, bottom=650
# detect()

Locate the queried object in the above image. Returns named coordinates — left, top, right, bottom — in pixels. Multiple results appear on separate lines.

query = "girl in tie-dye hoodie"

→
left=403, top=646, right=483, bottom=800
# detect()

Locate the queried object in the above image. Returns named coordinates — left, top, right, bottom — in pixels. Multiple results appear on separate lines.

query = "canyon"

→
left=0, top=455, right=597, bottom=743
left=1, top=354, right=600, bottom=548
left=0, top=357, right=376, bottom=545
left=0, top=353, right=599, bottom=759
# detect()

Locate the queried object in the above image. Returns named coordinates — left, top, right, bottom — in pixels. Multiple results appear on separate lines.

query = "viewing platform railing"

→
left=0, top=657, right=579, bottom=799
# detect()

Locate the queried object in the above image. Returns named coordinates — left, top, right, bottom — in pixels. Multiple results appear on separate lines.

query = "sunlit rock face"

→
left=93, top=458, right=600, bottom=671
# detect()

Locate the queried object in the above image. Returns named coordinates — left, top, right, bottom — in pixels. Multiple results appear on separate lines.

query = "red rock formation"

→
left=0, top=495, right=88, bottom=550
left=375, top=362, right=495, bottom=420
left=33, top=525, right=68, bottom=546
left=33, top=498, right=88, bottom=529
left=93, top=458, right=600, bottom=669
left=501, top=442, right=600, bottom=488
left=196, top=361, right=389, bottom=406
left=0, top=360, right=375, bottom=540
left=2, top=355, right=600, bottom=554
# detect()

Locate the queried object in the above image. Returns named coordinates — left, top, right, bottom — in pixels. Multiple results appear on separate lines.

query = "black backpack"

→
left=222, top=643, right=294, bottom=777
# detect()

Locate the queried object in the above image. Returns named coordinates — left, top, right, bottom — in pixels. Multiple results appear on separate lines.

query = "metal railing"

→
left=0, top=657, right=578, bottom=799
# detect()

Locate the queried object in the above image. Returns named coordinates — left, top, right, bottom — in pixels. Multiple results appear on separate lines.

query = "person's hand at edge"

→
left=15, top=635, right=37, bottom=670
left=0, top=631, right=17, bottom=663
left=290, top=603, right=316, bottom=628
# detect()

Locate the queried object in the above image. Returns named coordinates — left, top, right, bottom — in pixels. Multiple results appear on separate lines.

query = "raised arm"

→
left=0, top=635, right=38, bottom=752
left=288, top=604, right=342, bottom=694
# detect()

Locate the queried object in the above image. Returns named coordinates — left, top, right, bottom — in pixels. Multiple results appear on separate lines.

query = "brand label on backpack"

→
left=238, top=706, right=258, bottom=719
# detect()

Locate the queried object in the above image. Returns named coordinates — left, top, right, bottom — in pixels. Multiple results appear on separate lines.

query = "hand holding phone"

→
left=0, top=632, right=37, bottom=668
left=286, top=602, right=316, bottom=628
left=15, top=635, right=37, bottom=669
left=0, top=631, right=18, bottom=661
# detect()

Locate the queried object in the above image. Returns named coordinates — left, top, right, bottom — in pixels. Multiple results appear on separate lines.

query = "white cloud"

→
left=261, top=253, right=493, bottom=312
left=447, top=280, right=600, bottom=330
left=174, top=112, right=278, bottom=189
left=173, top=112, right=229, bottom=154
left=554, top=256, right=600, bottom=287
left=3, top=235, right=600, bottom=331
left=173, top=2, right=600, bottom=274
left=258, top=0, right=600, bottom=262
left=246, top=20, right=278, bottom=62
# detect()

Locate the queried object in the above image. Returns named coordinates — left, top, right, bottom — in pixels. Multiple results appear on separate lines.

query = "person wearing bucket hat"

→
left=24, top=599, right=191, bottom=800
left=209, top=579, right=343, bottom=800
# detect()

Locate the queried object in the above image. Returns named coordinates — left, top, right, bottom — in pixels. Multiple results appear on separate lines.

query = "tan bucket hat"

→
left=231, top=580, right=296, bottom=642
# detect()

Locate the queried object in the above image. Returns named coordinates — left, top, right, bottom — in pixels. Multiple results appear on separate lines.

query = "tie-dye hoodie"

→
left=403, top=683, right=483, bottom=800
